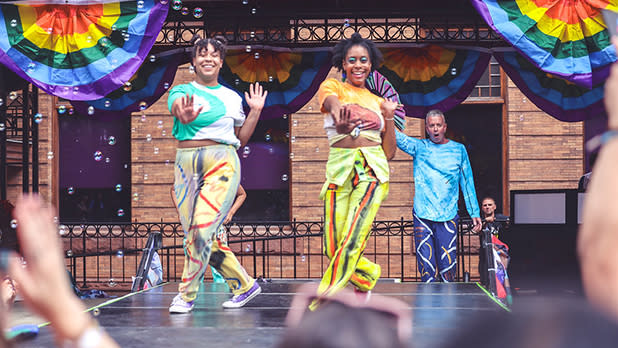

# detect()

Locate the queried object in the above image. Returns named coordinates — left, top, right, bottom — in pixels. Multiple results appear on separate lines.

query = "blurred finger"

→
left=13, top=195, right=58, bottom=260
left=7, top=254, right=34, bottom=303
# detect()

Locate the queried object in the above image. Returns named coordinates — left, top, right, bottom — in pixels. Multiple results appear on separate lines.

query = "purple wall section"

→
left=59, top=115, right=131, bottom=189
left=58, top=117, right=287, bottom=191
left=238, top=142, right=289, bottom=190
left=584, top=114, right=607, bottom=171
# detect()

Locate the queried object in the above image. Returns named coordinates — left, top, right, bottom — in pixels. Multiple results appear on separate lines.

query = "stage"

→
left=12, top=281, right=506, bottom=348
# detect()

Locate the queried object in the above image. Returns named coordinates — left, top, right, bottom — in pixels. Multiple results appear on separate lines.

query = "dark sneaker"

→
left=169, top=293, right=194, bottom=313
left=222, top=282, right=261, bottom=308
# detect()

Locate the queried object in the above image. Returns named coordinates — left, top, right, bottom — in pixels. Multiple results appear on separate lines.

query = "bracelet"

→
left=62, top=322, right=103, bottom=348
left=601, top=130, right=618, bottom=145
left=384, top=117, right=394, bottom=121
left=350, top=126, right=361, bottom=139
left=585, top=130, right=618, bottom=152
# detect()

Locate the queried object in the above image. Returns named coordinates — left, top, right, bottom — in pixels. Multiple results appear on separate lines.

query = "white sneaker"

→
left=169, top=293, right=194, bottom=313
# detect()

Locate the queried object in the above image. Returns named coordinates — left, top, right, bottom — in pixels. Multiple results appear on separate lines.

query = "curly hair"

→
left=331, top=33, right=383, bottom=72
left=191, top=35, right=228, bottom=61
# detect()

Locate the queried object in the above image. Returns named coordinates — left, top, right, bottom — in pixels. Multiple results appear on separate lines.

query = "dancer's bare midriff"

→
left=177, top=139, right=221, bottom=148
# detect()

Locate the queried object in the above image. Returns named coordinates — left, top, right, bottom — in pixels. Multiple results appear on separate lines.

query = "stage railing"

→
left=60, top=218, right=481, bottom=290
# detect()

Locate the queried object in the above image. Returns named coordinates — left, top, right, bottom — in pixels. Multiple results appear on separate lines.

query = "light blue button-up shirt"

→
left=396, top=131, right=480, bottom=222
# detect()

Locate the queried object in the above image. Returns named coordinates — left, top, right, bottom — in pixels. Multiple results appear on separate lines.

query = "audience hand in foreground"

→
left=8, top=194, right=119, bottom=348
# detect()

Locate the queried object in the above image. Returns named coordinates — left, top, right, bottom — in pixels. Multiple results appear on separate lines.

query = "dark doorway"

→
left=235, top=116, right=290, bottom=221
left=443, top=103, right=503, bottom=216
left=58, top=111, right=131, bottom=223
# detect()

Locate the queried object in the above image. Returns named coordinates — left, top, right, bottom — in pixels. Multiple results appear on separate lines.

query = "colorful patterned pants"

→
left=174, top=145, right=254, bottom=302
left=315, top=152, right=389, bottom=304
left=413, top=213, right=459, bottom=282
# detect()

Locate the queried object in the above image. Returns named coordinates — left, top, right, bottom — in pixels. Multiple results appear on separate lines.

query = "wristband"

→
left=601, top=130, right=618, bottom=145
left=62, top=322, right=103, bottom=348
left=350, top=126, right=361, bottom=139
left=384, top=117, right=394, bottom=121
left=585, top=130, right=618, bottom=152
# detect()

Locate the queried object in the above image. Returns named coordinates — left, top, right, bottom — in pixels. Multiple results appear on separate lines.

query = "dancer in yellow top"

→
left=312, top=33, right=399, bottom=308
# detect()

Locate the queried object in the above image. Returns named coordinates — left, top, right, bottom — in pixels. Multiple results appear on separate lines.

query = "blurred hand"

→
left=8, top=195, right=74, bottom=319
left=175, top=94, right=203, bottom=124
left=7, top=194, right=97, bottom=345
left=332, top=106, right=361, bottom=134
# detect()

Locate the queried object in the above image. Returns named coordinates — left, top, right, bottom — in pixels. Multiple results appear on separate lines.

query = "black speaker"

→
left=504, top=190, right=582, bottom=295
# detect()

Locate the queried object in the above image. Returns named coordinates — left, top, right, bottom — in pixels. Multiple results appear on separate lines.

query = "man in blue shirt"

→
left=397, top=109, right=482, bottom=282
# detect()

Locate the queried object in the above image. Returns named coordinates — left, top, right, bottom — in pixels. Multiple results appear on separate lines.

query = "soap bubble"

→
left=193, top=7, right=204, bottom=18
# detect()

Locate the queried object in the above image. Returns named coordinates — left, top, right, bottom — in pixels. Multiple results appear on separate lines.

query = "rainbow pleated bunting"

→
left=472, top=0, right=618, bottom=89
left=0, top=0, right=168, bottom=100
left=219, top=47, right=332, bottom=120
left=377, top=45, right=491, bottom=118
left=493, top=48, right=605, bottom=122
left=71, top=50, right=183, bottom=120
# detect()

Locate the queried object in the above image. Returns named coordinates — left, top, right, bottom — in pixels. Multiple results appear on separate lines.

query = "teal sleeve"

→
left=396, top=130, right=418, bottom=158
left=459, top=145, right=480, bottom=218
left=167, top=84, right=189, bottom=113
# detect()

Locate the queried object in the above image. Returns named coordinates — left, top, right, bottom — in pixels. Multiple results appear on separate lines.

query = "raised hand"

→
left=332, top=106, right=361, bottom=135
left=381, top=99, right=401, bottom=118
left=175, top=94, right=203, bottom=124
left=245, top=82, right=268, bottom=111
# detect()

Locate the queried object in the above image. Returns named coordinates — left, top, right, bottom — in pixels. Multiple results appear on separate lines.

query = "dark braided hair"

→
left=331, top=33, right=383, bottom=72
left=191, top=35, right=228, bottom=61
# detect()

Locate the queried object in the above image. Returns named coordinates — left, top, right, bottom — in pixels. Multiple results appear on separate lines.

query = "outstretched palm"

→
left=177, top=94, right=203, bottom=124
left=332, top=106, right=361, bottom=134
left=245, top=82, right=268, bottom=110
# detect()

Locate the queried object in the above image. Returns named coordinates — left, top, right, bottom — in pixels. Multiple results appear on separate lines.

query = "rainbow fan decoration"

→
left=377, top=45, right=491, bottom=118
left=70, top=50, right=183, bottom=120
left=471, top=0, right=618, bottom=89
left=219, top=47, right=332, bottom=119
left=0, top=0, right=168, bottom=100
left=493, top=48, right=605, bottom=122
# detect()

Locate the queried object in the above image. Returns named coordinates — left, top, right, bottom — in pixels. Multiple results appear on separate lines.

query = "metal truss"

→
left=155, top=16, right=505, bottom=48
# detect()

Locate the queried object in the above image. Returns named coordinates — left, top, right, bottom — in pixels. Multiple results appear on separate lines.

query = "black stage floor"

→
left=16, top=281, right=506, bottom=348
